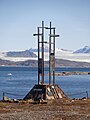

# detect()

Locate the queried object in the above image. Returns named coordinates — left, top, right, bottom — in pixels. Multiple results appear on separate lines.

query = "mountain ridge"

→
left=0, top=58, right=90, bottom=68
left=7, top=50, right=37, bottom=57
left=73, top=46, right=90, bottom=53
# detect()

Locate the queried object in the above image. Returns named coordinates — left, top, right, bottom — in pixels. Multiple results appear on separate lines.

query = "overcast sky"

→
left=0, top=0, right=90, bottom=51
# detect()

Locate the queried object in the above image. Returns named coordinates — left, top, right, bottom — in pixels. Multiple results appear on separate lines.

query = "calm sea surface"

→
left=0, top=67, right=90, bottom=100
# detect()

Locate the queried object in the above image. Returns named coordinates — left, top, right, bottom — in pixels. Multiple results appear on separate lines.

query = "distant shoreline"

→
left=0, top=65, right=90, bottom=68
left=0, top=58, right=90, bottom=68
left=55, top=71, right=90, bottom=76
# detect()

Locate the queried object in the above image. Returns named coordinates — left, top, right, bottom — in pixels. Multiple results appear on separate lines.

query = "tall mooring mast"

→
left=24, top=21, right=68, bottom=102
left=33, top=21, right=59, bottom=85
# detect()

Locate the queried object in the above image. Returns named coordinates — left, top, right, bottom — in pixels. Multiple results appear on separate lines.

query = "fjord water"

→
left=0, top=67, right=90, bottom=100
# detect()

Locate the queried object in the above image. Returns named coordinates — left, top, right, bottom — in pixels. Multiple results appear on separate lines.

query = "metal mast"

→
left=33, top=21, right=45, bottom=85
left=47, top=22, right=59, bottom=85
left=41, top=21, right=44, bottom=84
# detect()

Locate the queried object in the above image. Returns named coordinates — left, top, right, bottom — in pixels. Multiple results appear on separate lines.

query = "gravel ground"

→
left=0, top=111, right=90, bottom=120
left=0, top=99, right=90, bottom=120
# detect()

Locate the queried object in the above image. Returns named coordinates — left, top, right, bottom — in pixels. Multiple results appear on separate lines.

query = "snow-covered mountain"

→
left=0, top=46, right=90, bottom=63
left=55, top=47, right=90, bottom=63
left=73, top=46, right=90, bottom=53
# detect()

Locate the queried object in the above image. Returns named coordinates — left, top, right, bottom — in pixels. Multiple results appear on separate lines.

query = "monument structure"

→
left=23, top=21, right=67, bottom=102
